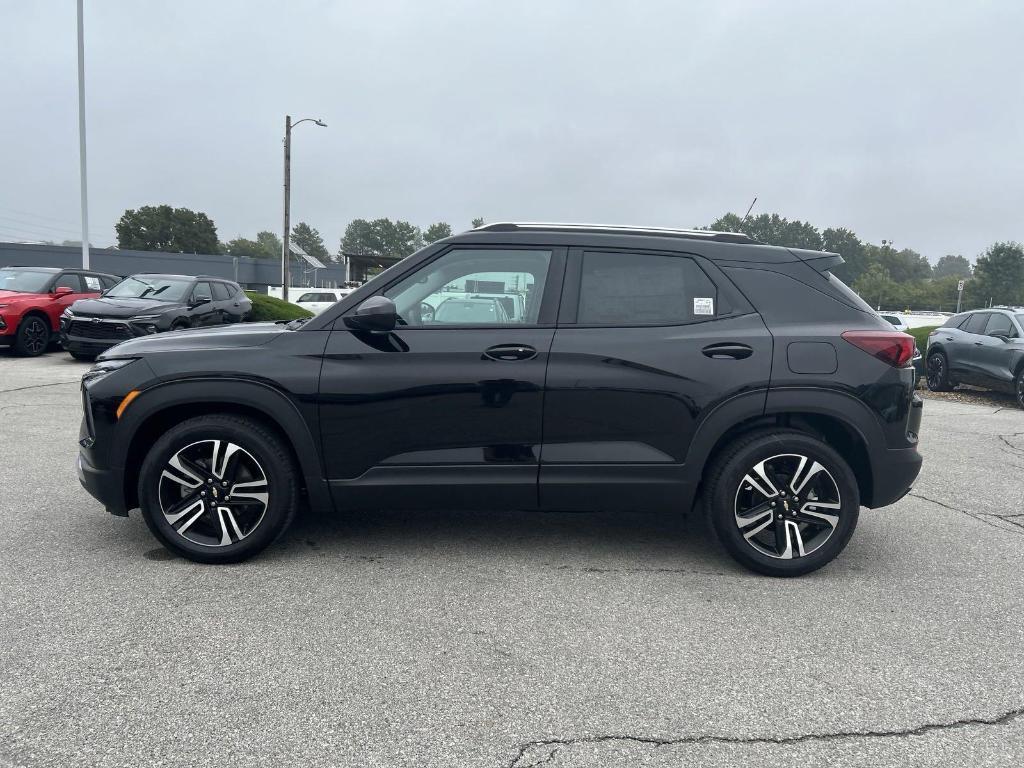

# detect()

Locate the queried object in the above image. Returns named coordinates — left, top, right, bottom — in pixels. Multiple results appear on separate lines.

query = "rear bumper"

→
left=867, top=393, right=924, bottom=508
left=77, top=450, right=128, bottom=517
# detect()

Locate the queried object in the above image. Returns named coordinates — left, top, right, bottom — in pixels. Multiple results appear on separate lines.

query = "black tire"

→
left=170, top=319, right=190, bottom=331
left=1015, top=368, right=1024, bottom=410
left=926, top=350, right=954, bottom=392
left=13, top=314, right=51, bottom=356
left=138, top=414, right=298, bottom=564
left=705, top=429, right=860, bottom=577
left=69, top=352, right=96, bottom=362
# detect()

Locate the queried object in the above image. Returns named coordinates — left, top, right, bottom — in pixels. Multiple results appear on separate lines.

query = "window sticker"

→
left=693, top=297, right=714, bottom=316
left=84, top=276, right=101, bottom=290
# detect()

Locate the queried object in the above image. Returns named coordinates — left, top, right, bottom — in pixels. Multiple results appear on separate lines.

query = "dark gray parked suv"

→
left=61, top=273, right=251, bottom=360
left=925, top=307, right=1024, bottom=407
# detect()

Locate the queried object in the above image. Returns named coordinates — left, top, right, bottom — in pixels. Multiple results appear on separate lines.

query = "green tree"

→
left=874, top=244, right=931, bottom=282
left=256, top=231, right=283, bottom=259
left=423, top=222, right=453, bottom=243
left=822, top=227, right=869, bottom=284
left=932, top=254, right=972, bottom=279
left=224, top=237, right=267, bottom=259
left=291, top=222, right=330, bottom=263
left=853, top=264, right=898, bottom=310
left=341, top=218, right=423, bottom=259
left=116, top=205, right=220, bottom=253
left=471, top=217, right=486, bottom=229
left=972, top=241, right=1024, bottom=307
left=709, top=212, right=822, bottom=250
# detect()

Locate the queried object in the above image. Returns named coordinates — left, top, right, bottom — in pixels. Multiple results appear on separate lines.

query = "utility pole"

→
left=282, top=115, right=292, bottom=303
left=76, top=0, right=90, bottom=268
left=281, top=115, right=326, bottom=303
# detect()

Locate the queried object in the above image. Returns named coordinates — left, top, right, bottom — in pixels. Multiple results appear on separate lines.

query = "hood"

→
left=100, top=322, right=287, bottom=358
left=0, top=289, right=47, bottom=302
left=70, top=296, right=184, bottom=318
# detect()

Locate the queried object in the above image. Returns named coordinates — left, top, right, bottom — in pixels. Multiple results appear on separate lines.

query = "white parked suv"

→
left=294, top=288, right=353, bottom=314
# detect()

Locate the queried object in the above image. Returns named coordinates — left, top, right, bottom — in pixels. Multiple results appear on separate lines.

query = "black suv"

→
left=61, top=273, right=251, bottom=360
left=925, top=307, right=1024, bottom=407
left=77, top=223, right=923, bottom=576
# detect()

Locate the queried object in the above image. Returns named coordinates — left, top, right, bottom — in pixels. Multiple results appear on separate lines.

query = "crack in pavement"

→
left=507, top=705, right=1024, bottom=767
left=0, top=380, right=79, bottom=394
left=908, top=491, right=1024, bottom=536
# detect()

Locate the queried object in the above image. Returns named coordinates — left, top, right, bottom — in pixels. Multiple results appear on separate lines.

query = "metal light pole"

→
left=282, top=115, right=326, bottom=302
left=76, top=0, right=90, bottom=268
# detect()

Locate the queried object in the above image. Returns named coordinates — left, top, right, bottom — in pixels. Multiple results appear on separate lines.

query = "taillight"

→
left=841, top=330, right=915, bottom=367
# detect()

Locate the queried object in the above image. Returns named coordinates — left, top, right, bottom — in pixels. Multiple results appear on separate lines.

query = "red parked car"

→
left=0, top=266, right=120, bottom=356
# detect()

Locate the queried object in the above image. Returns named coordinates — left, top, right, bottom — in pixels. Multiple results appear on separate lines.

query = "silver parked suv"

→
left=925, top=307, right=1024, bottom=407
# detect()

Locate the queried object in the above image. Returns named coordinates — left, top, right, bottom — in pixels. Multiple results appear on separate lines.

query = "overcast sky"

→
left=2, top=1, right=1022, bottom=261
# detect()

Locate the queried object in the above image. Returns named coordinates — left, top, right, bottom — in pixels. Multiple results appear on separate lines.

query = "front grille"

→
left=69, top=319, right=131, bottom=340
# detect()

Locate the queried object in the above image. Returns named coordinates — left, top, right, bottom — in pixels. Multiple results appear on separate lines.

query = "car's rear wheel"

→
left=926, top=351, right=954, bottom=391
left=1015, top=368, right=1024, bottom=410
left=14, top=315, right=50, bottom=356
left=705, top=429, right=860, bottom=577
left=138, top=415, right=298, bottom=563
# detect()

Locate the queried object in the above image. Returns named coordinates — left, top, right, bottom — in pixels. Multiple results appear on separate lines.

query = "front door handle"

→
left=483, top=344, right=537, bottom=362
left=702, top=342, right=754, bottom=360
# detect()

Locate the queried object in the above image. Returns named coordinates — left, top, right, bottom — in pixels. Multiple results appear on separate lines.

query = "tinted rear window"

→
left=963, top=313, right=989, bottom=334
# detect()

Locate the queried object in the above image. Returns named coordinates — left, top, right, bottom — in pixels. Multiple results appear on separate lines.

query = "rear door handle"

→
left=702, top=342, right=754, bottom=360
left=483, top=344, right=537, bottom=361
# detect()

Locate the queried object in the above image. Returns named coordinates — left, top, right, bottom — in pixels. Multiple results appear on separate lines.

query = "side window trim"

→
left=346, top=244, right=568, bottom=329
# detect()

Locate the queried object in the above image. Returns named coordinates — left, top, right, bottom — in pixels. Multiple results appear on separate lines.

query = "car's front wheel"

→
left=705, top=429, right=860, bottom=577
left=138, top=415, right=298, bottom=563
left=926, top=351, right=954, bottom=392
left=1015, top=368, right=1024, bottom=410
left=14, top=315, right=50, bottom=356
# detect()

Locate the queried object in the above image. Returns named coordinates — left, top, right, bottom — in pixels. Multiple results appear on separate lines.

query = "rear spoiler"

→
left=788, top=248, right=844, bottom=273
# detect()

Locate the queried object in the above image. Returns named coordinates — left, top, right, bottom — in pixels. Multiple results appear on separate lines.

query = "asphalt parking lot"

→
left=1, top=352, right=1022, bottom=767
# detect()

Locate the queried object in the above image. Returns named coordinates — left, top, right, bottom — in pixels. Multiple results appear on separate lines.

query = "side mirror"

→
left=988, top=331, right=1010, bottom=342
left=345, top=295, right=398, bottom=333
left=53, top=286, right=74, bottom=298
left=190, top=296, right=211, bottom=308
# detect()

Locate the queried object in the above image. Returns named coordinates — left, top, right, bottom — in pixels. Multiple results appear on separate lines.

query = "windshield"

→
left=104, top=276, right=192, bottom=302
left=0, top=268, right=53, bottom=293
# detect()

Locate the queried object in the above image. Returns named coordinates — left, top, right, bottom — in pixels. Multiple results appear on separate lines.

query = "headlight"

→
left=62, top=307, right=74, bottom=318
left=82, top=358, right=138, bottom=385
left=129, top=314, right=162, bottom=322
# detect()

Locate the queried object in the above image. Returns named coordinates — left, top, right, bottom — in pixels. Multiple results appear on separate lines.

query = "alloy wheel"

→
left=22, top=317, right=48, bottom=355
left=926, top=354, right=945, bottom=390
left=1017, top=374, right=1024, bottom=409
left=158, top=439, right=269, bottom=547
left=733, top=453, right=842, bottom=559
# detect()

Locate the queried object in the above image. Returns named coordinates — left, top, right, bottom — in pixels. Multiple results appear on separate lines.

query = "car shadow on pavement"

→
left=264, top=504, right=741, bottom=575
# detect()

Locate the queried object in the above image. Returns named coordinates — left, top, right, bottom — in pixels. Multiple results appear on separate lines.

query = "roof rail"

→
left=475, top=221, right=755, bottom=244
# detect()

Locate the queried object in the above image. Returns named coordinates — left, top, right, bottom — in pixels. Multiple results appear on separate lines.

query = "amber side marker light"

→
left=116, top=390, right=141, bottom=419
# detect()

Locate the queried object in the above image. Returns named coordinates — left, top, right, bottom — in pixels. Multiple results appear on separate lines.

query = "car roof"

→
left=445, top=221, right=840, bottom=266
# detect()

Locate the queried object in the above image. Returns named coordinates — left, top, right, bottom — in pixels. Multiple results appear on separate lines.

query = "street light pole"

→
left=281, top=115, right=326, bottom=304
left=76, top=0, right=90, bottom=269
left=282, top=115, right=291, bottom=302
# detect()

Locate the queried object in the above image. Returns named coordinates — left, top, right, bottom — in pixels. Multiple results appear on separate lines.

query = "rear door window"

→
left=576, top=251, right=718, bottom=326
left=53, top=273, right=84, bottom=292
left=963, top=313, right=989, bottom=335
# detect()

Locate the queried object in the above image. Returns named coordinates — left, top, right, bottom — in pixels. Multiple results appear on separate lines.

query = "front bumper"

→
left=77, top=450, right=128, bottom=516
left=60, top=316, right=157, bottom=354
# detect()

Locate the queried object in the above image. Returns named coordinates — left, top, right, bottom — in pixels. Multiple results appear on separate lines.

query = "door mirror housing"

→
left=988, top=331, right=1011, bottom=342
left=190, top=296, right=212, bottom=308
left=52, top=286, right=74, bottom=298
left=345, top=295, right=398, bottom=333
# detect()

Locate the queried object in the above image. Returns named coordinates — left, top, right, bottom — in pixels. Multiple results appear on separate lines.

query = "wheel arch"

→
left=116, top=379, right=330, bottom=513
left=686, top=388, right=881, bottom=508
